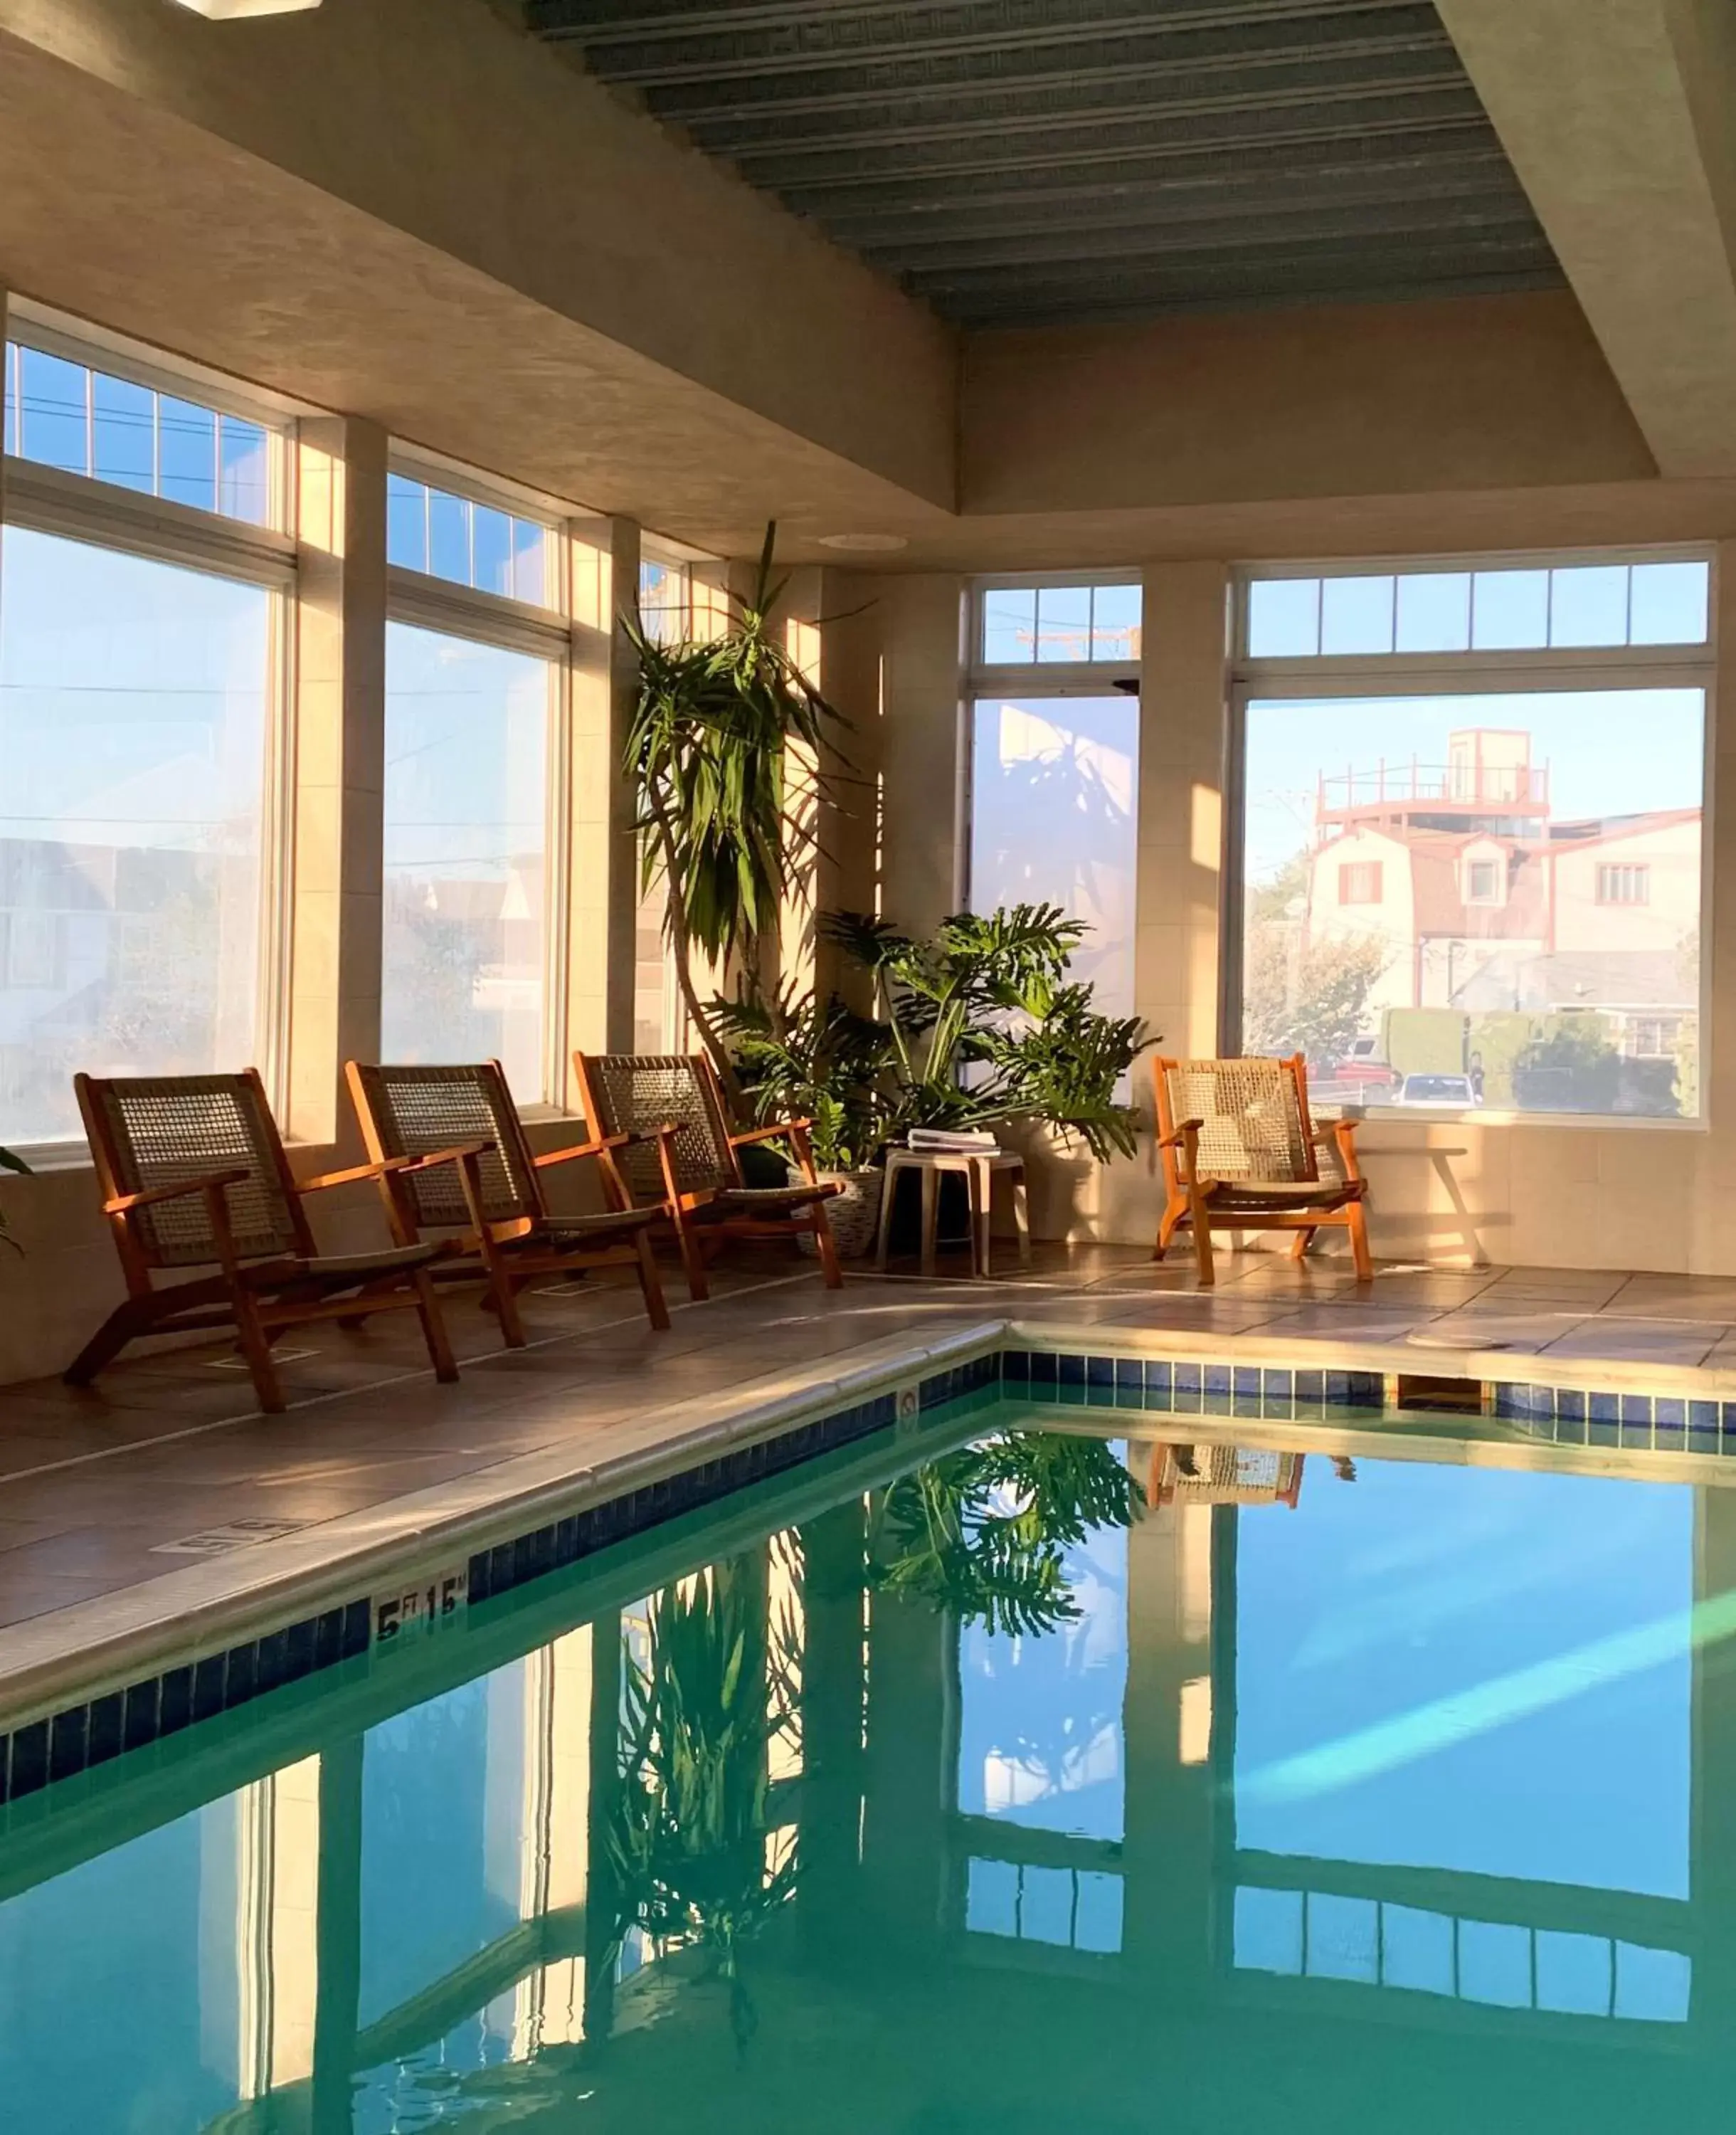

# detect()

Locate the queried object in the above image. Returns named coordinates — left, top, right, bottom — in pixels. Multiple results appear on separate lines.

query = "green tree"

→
left=1241, top=922, right=1387, bottom=1070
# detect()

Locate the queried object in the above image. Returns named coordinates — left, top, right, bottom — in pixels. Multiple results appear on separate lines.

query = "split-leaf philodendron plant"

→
left=714, top=902, right=1149, bottom=1168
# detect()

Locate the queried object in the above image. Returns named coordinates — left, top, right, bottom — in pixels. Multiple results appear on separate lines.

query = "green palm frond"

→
left=870, top=1432, right=1143, bottom=1638
left=607, top=1544, right=803, bottom=2055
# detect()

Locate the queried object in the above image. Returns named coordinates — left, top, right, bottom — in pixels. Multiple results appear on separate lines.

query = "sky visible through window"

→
left=3, top=340, right=272, bottom=527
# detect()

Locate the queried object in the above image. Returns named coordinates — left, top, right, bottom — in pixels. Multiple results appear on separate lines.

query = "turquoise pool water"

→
left=3, top=1393, right=1734, bottom=2133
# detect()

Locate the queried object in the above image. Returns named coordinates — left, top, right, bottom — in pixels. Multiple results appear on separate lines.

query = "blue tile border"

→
left=6, top=1335, right=1736, bottom=1805
left=1491, top=1378, right=1736, bottom=1456
left=0, top=1376, right=921, bottom=1808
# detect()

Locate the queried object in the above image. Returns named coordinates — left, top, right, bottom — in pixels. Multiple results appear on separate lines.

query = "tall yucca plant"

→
left=625, top=523, right=845, bottom=1093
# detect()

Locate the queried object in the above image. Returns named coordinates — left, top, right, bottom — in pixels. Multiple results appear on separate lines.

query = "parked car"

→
left=1332, top=1038, right=1398, bottom=1096
left=1394, top=1072, right=1480, bottom=1108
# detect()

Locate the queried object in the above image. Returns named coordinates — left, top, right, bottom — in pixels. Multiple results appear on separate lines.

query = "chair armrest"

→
left=1312, top=1114, right=1365, bottom=1181
left=300, top=1142, right=493, bottom=1193
left=104, top=1167, right=249, bottom=1216
left=1155, top=1117, right=1204, bottom=1150
left=532, top=1132, right=630, bottom=1171
left=729, top=1119, right=810, bottom=1149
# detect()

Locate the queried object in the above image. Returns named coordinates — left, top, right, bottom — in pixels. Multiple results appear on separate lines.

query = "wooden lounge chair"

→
left=1152, top=1053, right=1372, bottom=1287
left=572, top=1052, right=844, bottom=1299
left=345, top=1060, right=669, bottom=1344
left=68, top=1068, right=462, bottom=1413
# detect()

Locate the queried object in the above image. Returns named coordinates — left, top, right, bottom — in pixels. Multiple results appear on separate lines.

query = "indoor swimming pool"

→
left=1, top=1379, right=1731, bottom=2134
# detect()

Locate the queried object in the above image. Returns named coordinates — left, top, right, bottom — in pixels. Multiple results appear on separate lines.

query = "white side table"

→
left=876, top=1147, right=1032, bottom=1278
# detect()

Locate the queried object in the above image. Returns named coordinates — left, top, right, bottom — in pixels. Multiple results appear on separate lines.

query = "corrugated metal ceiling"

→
left=524, top=0, right=1561, bottom=327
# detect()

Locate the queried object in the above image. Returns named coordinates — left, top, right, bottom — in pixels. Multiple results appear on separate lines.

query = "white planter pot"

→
left=793, top=1166, right=884, bottom=1260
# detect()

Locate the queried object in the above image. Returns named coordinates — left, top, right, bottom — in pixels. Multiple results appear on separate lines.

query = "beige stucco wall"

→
left=961, top=292, right=1658, bottom=518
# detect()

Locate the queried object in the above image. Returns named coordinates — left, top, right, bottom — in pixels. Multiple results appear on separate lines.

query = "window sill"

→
left=1338, top=1105, right=1706, bottom=1134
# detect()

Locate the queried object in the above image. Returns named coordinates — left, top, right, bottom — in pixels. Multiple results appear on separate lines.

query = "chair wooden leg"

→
left=233, top=1292, right=287, bottom=1413
left=1347, top=1198, right=1375, bottom=1282
left=411, top=1270, right=460, bottom=1383
left=1189, top=1191, right=1217, bottom=1287
left=494, top=1270, right=529, bottom=1347
left=672, top=1208, right=710, bottom=1301
left=63, top=1295, right=156, bottom=1386
left=812, top=1205, right=845, bottom=1290
left=1154, top=1198, right=1187, bottom=1262
left=1291, top=1225, right=1318, bottom=1263
left=634, top=1229, right=672, bottom=1332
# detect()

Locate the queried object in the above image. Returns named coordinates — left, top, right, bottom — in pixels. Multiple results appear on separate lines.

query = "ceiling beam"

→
left=1435, top=0, right=1736, bottom=478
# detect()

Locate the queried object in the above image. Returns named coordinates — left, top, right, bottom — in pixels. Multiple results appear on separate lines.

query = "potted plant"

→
left=710, top=985, right=890, bottom=1257
left=825, top=902, right=1150, bottom=1161
left=624, top=522, right=850, bottom=1107
left=712, top=904, right=1148, bottom=1261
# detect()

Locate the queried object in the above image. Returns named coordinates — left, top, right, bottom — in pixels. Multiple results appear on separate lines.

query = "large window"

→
left=0, top=317, right=291, bottom=1147
left=382, top=455, right=568, bottom=1105
left=382, top=626, right=554, bottom=1094
left=969, top=579, right=1140, bottom=1032
left=1234, top=555, right=1710, bottom=1120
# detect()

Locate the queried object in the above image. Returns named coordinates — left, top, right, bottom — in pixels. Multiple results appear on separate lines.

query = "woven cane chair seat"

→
left=85, top=1073, right=301, bottom=1267
left=235, top=1242, right=443, bottom=1288
left=348, top=1063, right=535, bottom=1229
left=1163, top=1060, right=1312, bottom=1183
left=714, top=1184, right=838, bottom=1212
left=535, top=1209, right=660, bottom=1249
left=582, top=1055, right=733, bottom=1201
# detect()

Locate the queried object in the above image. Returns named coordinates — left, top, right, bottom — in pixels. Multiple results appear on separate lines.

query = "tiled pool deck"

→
left=4, top=1242, right=1736, bottom=1712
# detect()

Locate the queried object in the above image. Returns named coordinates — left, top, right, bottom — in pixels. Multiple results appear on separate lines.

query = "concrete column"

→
left=860, top=1582, right=953, bottom=1950
left=798, top=1497, right=870, bottom=1958
left=1070, top=560, right=1229, bottom=1245
left=285, top=415, right=388, bottom=1151
left=1119, top=1472, right=1219, bottom=1997
left=877, top=574, right=968, bottom=942
left=310, top=1736, right=364, bottom=2132
left=813, top=565, right=888, bottom=1011
left=563, top=516, right=641, bottom=1093
left=1133, top=562, right=1231, bottom=1067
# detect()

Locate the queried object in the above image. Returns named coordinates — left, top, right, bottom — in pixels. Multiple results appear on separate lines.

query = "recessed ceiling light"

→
left=817, top=532, right=908, bottom=553
left=171, top=0, right=322, bottom=17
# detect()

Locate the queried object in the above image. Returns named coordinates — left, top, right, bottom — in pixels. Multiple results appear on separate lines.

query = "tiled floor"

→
left=1, top=1240, right=1735, bottom=1643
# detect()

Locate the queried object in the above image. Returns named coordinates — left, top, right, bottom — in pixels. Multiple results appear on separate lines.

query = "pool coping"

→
left=5, top=1312, right=1736, bottom=1774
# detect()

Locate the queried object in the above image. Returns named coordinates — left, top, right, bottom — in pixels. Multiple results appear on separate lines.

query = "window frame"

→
left=1596, top=863, right=1653, bottom=908
left=970, top=570, right=1145, bottom=702
left=1, top=310, right=300, bottom=1161
left=5, top=303, right=296, bottom=537
left=383, top=448, right=576, bottom=1112
left=1224, top=547, right=1717, bottom=1131
left=1234, top=544, right=1715, bottom=675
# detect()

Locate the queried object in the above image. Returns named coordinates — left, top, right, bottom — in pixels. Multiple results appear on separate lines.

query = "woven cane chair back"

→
left=581, top=1055, right=731, bottom=1201
left=80, top=1073, right=302, bottom=1268
left=349, top=1063, right=536, bottom=1229
left=1160, top=1058, right=1312, bottom=1184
